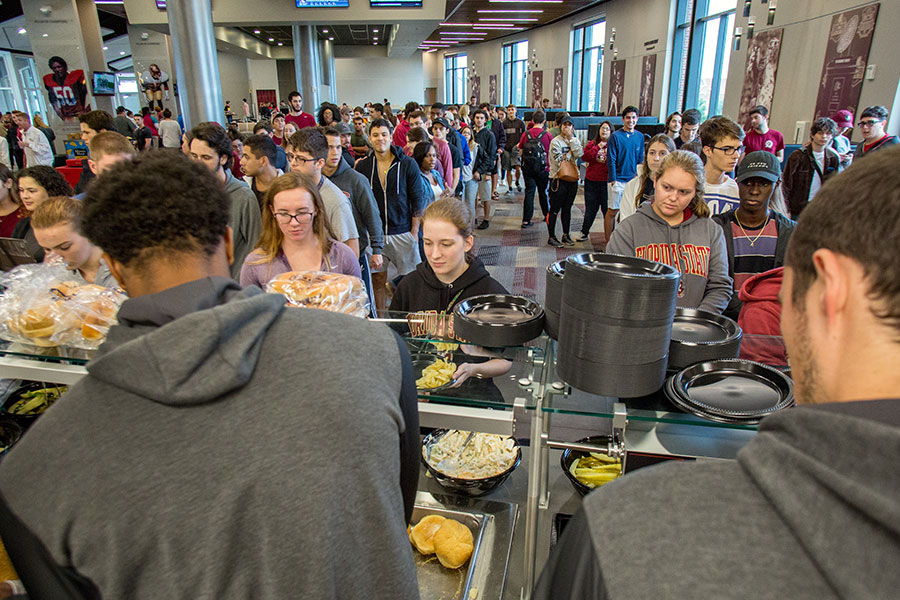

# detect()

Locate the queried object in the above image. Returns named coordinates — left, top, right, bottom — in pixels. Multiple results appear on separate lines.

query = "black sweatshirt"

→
left=390, top=257, right=507, bottom=313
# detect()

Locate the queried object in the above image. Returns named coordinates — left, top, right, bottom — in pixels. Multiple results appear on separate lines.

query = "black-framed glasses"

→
left=857, top=119, right=884, bottom=127
left=285, top=152, right=317, bottom=163
left=713, top=145, right=745, bottom=156
left=273, top=211, right=314, bottom=224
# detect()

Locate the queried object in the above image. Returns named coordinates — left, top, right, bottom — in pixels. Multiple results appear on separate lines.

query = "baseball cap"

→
left=559, top=112, right=574, bottom=125
left=432, top=117, right=451, bottom=130
left=334, top=121, right=352, bottom=135
left=832, top=109, right=853, bottom=129
left=735, top=151, right=781, bottom=183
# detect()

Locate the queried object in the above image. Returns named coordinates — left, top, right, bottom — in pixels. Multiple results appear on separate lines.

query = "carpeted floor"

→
left=472, top=182, right=608, bottom=306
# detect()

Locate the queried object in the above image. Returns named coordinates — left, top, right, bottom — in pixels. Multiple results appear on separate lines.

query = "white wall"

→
left=248, top=58, right=280, bottom=112
left=334, top=47, right=425, bottom=107
left=722, top=0, right=900, bottom=141
left=217, top=51, right=251, bottom=109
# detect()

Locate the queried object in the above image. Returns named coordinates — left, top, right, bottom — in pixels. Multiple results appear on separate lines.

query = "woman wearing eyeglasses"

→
left=239, top=172, right=361, bottom=288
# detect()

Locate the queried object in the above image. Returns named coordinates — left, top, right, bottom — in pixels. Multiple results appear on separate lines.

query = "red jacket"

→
left=737, top=267, right=787, bottom=366
left=393, top=120, right=410, bottom=147
left=582, top=140, right=609, bottom=182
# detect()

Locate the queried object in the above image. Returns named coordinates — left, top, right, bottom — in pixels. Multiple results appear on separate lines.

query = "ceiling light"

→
left=277, top=42, right=283, bottom=46
left=427, top=49, right=437, bottom=53
left=373, top=29, right=379, bottom=32
left=268, top=37, right=274, bottom=41
left=479, top=18, right=538, bottom=21
left=329, top=37, right=334, bottom=40
left=439, top=32, right=487, bottom=36
left=103, top=46, right=108, bottom=50
left=119, top=51, right=125, bottom=55
left=253, top=29, right=260, bottom=34
left=478, top=9, right=543, bottom=12
left=17, top=28, right=26, bottom=35
left=323, top=29, right=329, bottom=33
left=440, top=23, right=475, bottom=27
left=489, top=0, right=561, bottom=3
left=473, top=26, right=526, bottom=30
left=471, top=23, right=514, bottom=27
left=42, top=33, right=48, bottom=37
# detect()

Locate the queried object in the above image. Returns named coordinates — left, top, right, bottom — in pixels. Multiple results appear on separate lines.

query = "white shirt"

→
left=22, top=126, right=54, bottom=167
left=0, top=137, right=9, bottom=169
left=705, top=177, right=741, bottom=215
left=809, top=150, right=825, bottom=201
left=158, top=119, right=182, bottom=149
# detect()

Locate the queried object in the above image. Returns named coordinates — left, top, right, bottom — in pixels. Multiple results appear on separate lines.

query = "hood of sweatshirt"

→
left=739, top=266, right=783, bottom=303
left=223, top=169, right=248, bottom=194
left=332, top=155, right=352, bottom=177
left=739, top=400, right=900, bottom=598
left=86, top=277, right=285, bottom=407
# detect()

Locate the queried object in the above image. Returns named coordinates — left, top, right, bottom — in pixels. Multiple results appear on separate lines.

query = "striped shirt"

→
left=706, top=177, right=740, bottom=215
left=731, top=216, right=778, bottom=293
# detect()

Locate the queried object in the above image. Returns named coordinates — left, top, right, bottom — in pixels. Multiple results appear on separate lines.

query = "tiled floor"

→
left=472, top=183, right=607, bottom=305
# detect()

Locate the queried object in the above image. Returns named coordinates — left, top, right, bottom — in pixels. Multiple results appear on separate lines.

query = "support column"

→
left=21, top=0, right=112, bottom=135
left=293, top=25, right=320, bottom=114
left=320, top=38, right=337, bottom=104
left=166, top=0, right=223, bottom=129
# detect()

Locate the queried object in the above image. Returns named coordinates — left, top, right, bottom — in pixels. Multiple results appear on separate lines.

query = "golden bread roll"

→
left=80, top=297, right=119, bottom=340
left=409, top=514, right=446, bottom=554
left=433, top=518, right=474, bottom=569
left=17, top=305, right=57, bottom=339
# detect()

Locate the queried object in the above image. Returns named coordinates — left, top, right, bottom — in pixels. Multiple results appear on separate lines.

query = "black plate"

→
left=411, top=353, right=456, bottom=392
left=566, top=252, right=681, bottom=280
left=668, top=308, right=742, bottom=369
left=421, top=429, right=522, bottom=497
left=454, top=294, right=544, bottom=347
left=667, top=359, right=793, bottom=423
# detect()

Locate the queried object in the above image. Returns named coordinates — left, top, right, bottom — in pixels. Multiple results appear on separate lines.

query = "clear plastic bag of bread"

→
left=0, top=262, right=126, bottom=349
left=266, top=270, right=369, bottom=318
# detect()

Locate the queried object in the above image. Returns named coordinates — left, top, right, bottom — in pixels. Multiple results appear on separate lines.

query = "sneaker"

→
left=561, top=234, right=575, bottom=246
left=521, top=221, right=533, bottom=229
left=516, top=184, right=522, bottom=192
left=576, top=233, right=590, bottom=243
left=476, top=220, right=490, bottom=230
left=547, top=237, right=563, bottom=248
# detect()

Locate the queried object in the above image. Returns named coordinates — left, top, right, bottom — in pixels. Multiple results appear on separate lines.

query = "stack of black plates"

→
left=556, top=253, right=680, bottom=397
left=665, top=359, right=794, bottom=424
left=453, top=294, right=545, bottom=346
left=544, top=260, right=566, bottom=340
left=668, top=308, right=743, bottom=370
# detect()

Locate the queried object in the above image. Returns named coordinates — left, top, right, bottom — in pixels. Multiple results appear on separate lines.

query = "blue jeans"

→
left=523, top=170, right=549, bottom=224
left=462, top=179, right=478, bottom=224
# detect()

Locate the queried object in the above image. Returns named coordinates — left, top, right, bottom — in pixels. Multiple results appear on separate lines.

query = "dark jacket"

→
left=390, top=257, right=507, bottom=313
left=534, top=399, right=900, bottom=600
left=712, top=209, right=795, bottom=320
left=852, top=134, right=898, bottom=162
left=782, top=145, right=840, bottom=218
left=328, top=156, right=384, bottom=254
left=11, top=217, right=43, bottom=263
left=472, top=126, right=497, bottom=177
left=73, top=158, right=95, bottom=195
left=489, top=118, right=507, bottom=151
left=355, top=145, right=425, bottom=236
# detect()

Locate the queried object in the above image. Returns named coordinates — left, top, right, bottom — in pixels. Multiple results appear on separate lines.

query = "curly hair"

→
left=316, top=103, right=340, bottom=127
left=190, top=121, right=233, bottom=171
left=16, top=166, right=73, bottom=198
left=81, top=151, right=230, bottom=270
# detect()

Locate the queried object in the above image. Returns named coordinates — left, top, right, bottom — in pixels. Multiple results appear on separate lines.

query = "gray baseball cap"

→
left=334, top=121, right=352, bottom=135
left=735, top=151, right=781, bottom=183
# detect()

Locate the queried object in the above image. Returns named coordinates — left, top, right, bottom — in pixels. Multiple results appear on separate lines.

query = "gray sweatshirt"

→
left=607, top=202, right=732, bottom=313
left=0, top=277, right=420, bottom=600
left=534, top=399, right=900, bottom=599
left=223, top=171, right=262, bottom=280
left=328, top=156, right=385, bottom=254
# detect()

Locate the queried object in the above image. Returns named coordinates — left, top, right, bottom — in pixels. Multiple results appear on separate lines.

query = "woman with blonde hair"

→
left=239, top=172, right=361, bottom=288
left=607, top=150, right=732, bottom=313
left=458, top=104, right=470, bottom=127
left=617, top=133, right=676, bottom=223
left=31, top=196, right=117, bottom=287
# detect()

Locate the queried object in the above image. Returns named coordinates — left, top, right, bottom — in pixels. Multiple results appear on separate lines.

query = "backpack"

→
left=521, top=130, right=547, bottom=174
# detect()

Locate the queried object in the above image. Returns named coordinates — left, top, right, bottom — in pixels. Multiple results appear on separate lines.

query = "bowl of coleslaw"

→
left=421, top=429, right=522, bottom=497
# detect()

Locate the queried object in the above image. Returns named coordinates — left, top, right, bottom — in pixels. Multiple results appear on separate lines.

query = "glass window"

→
left=14, top=56, right=47, bottom=121
left=570, top=19, right=606, bottom=112
left=444, top=53, right=467, bottom=105
left=502, top=40, right=527, bottom=106
left=669, top=0, right=735, bottom=118
left=0, top=55, right=16, bottom=115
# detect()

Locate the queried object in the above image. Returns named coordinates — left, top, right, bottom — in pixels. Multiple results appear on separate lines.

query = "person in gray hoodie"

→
left=533, top=143, right=900, bottom=600
left=606, top=150, right=732, bottom=313
left=0, top=151, right=420, bottom=600
left=189, top=121, right=262, bottom=281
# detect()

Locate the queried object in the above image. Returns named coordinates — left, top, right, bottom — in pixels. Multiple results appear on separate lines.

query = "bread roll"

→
left=408, top=514, right=446, bottom=555
left=433, top=518, right=474, bottom=569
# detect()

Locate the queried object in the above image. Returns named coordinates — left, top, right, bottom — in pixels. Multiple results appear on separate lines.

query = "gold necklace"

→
left=735, top=212, right=769, bottom=247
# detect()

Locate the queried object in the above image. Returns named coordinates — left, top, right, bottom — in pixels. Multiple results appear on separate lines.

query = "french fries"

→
left=416, top=358, right=457, bottom=389
left=568, top=452, right=622, bottom=489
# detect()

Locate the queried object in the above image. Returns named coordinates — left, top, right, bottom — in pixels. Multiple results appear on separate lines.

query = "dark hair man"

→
left=699, top=116, right=745, bottom=214
left=517, top=110, right=552, bottom=228
left=189, top=121, right=261, bottom=279
left=285, top=128, right=360, bottom=257
left=745, top=105, right=785, bottom=161
left=354, top=117, right=425, bottom=309
left=240, top=133, right=282, bottom=210
left=11, top=110, right=53, bottom=167
left=535, top=144, right=900, bottom=600
left=392, top=101, right=420, bottom=147
left=0, top=150, right=421, bottom=600
left=783, top=117, right=840, bottom=219
left=471, top=108, right=498, bottom=229
left=322, top=126, right=385, bottom=311
left=370, top=103, right=385, bottom=120
left=852, top=105, right=897, bottom=161
left=606, top=105, right=643, bottom=241
left=675, top=108, right=702, bottom=149
left=285, top=91, right=316, bottom=131
left=712, top=150, right=795, bottom=319
left=112, top=105, right=137, bottom=138
left=252, top=120, right=288, bottom=171
left=351, top=115, right=372, bottom=156
left=74, top=110, right=116, bottom=194
left=430, top=102, right=471, bottom=177
left=502, top=104, right=526, bottom=193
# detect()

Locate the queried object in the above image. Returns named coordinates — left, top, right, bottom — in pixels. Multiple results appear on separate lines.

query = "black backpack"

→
left=521, top=130, right=547, bottom=174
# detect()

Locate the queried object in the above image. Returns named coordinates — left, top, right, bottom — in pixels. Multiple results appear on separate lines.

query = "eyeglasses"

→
left=857, top=120, right=883, bottom=128
left=285, top=153, right=317, bottom=163
left=712, top=145, right=745, bottom=156
left=273, top=211, right=314, bottom=224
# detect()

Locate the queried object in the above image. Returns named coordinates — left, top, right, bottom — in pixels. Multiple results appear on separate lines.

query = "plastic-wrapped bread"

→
left=266, top=270, right=369, bottom=318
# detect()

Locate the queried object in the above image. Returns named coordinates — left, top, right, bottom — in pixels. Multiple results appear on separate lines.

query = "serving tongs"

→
left=426, top=430, right=475, bottom=471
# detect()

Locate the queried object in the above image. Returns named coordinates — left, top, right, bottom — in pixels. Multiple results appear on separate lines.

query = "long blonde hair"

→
left=656, top=150, right=710, bottom=218
left=634, top=134, right=676, bottom=209
left=424, top=197, right=475, bottom=262
left=251, top=172, right=338, bottom=268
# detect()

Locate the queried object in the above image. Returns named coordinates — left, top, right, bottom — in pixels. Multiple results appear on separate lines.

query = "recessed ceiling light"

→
left=373, top=29, right=379, bottom=32
left=440, top=23, right=475, bottom=27
left=478, top=9, right=543, bottom=12
left=253, top=29, right=260, bottom=34
left=489, top=0, right=561, bottom=3
left=323, top=29, right=329, bottom=33
left=42, top=33, right=48, bottom=37
left=17, top=28, right=26, bottom=35
left=277, top=42, right=283, bottom=46
left=439, top=32, right=487, bottom=36
left=119, top=51, right=125, bottom=55
left=329, top=37, right=334, bottom=40
left=103, top=46, right=108, bottom=50
left=268, top=37, right=274, bottom=42
left=479, top=18, right=538, bottom=21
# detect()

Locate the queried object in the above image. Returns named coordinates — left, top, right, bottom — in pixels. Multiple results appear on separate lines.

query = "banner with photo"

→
left=489, top=75, right=497, bottom=105
left=607, top=60, right=625, bottom=116
left=813, top=3, right=880, bottom=122
left=472, top=76, right=481, bottom=105
left=639, top=55, right=657, bottom=116
left=738, top=28, right=783, bottom=126
left=553, top=68, right=564, bottom=107
left=531, top=70, right=543, bottom=107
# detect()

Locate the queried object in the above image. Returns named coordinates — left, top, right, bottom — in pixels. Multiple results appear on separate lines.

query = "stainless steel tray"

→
left=413, top=491, right=518, bottom=600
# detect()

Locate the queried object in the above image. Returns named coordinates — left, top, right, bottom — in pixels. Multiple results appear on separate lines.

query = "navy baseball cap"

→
left=735, top=151, right=781, bottom=183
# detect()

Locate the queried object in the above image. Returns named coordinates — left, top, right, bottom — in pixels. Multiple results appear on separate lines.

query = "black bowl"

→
left=0, top=418, right=23, bottom=457
left=2, top=382, right=67, bottom=429
left=560, top=436, right=622, bottom=496
left=422, top=429, right=521, bottom=497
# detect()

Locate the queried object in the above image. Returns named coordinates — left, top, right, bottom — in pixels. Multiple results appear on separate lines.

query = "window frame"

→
left=444, top=53, right=468, bottom=105
left=570, top=19, right=606, bottom=112
left=501, top=40, right=528, bottom=107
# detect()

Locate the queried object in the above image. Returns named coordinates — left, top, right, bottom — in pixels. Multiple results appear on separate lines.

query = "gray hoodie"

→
left=223, top=170, right=262, bottom=280
left=0, top=277, right=420, bottom=600
left=607, top=202, right=732, bottom=313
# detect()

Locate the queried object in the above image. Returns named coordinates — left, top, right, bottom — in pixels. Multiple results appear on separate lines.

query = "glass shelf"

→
left=0, top=340, right=94, bottom=366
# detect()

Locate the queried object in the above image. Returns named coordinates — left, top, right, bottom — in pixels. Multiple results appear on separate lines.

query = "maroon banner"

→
left=813, top=3, right=880, bottom=122
left=489, top=74, right=497, bottom=105
left=738, top=28, right=783, bottom=127
left=639, top=55, right=657, bottom=116
left=607, top=60, right=625, bottom=116
left=531, top=70, right=543, bottom=108
left=256, top=89, right=276, bottom=107
left=553, top=68, right=564, bottom=107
